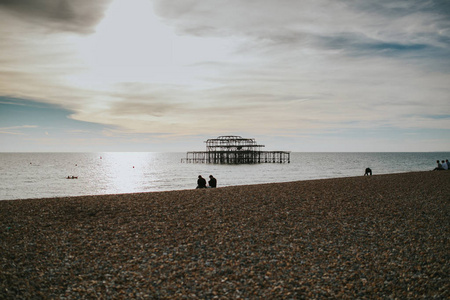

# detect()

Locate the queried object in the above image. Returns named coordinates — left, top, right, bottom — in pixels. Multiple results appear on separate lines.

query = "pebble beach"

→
left=1, top=171, right=449, bottom=299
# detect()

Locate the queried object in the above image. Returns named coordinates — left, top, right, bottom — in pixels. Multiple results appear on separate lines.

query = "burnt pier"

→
left=182, top=135, right=290, bottom=164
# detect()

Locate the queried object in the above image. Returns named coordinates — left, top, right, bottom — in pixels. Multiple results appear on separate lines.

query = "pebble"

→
left=0, top=171, right=449, bottom=299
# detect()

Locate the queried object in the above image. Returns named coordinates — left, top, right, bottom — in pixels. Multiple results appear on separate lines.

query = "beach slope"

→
left=1, top=172, right=449, bottom=298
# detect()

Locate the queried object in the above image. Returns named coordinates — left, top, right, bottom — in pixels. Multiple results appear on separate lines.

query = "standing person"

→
left=208, top=175, right=217, bottom=188
left=442, top=160, right=448, bottom=170
left=364, top=168, right=372, bottom=176
left=196, top=175, right=207, bottom=189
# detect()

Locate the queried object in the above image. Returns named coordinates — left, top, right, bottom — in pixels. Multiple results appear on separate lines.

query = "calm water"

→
left=0, top=152, right=448, bottom=200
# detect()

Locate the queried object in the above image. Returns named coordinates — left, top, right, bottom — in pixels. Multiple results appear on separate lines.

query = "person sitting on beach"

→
left=434, top=160, right=444, bottom=171
left=441, top=160, right=448, bottom=170
left=434, top=160, right=444, bottom=170
left=208, top=175, right=217, bottom=188
left=364, top=168, right=372, bottom=176
left=196, top=175, right=207, bottom=189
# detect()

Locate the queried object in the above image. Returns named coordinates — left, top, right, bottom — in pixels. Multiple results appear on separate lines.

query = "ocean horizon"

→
left=1, top=152, right=449, bottom=201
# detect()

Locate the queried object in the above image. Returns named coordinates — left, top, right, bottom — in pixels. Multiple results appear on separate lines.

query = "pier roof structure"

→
left=205, top=135, right=264, bottom=151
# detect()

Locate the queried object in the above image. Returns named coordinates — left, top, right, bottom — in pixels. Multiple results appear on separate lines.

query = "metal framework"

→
left=182, top=135, right=290, bottom=164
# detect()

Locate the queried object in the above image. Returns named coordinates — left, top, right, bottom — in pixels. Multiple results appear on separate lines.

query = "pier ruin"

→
left=182, top=135, right=290, bottom=164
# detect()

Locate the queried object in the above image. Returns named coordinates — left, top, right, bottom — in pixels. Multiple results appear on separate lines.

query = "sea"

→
left=1, top=152, right=448, bottom=201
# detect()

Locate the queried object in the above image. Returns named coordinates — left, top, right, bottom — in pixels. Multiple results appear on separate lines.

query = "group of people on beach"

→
left=434, top=159, right=450, bottom=171
left=195, top=160, right=448, bottom=188
left=196, top=175, right=217, bottom=189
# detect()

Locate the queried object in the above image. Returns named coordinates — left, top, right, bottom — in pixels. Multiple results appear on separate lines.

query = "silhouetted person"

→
left=434, top=160, right=444, bottom=171
left=196, top=175, right=207, bottom=188
left=364, top=168, right=372, bottom=176
left=208, top=175, right=217, bottom=188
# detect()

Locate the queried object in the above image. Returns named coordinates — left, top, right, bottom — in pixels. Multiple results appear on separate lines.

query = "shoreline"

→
left=2, top=170, right=444, bottom=202
left=1, top=171, right=449, bottom=298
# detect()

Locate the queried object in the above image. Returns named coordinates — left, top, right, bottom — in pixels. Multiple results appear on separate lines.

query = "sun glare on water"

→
left=98, top=153, right=156, bottom=194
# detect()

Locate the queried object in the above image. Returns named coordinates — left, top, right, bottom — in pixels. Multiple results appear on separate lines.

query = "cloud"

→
left=0, top=0, right=112, bottom=34
left=153, top=0, right=450, bottom=64
left=0, top=125, right=38, bottom=135
left=62, top=57, right=449, bottom=139
left=0, top=0, right=449, bottom=151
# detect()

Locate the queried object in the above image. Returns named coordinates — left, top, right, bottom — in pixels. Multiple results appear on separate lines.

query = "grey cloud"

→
left=153, top=0, right=331, bottom=37
left=107, top=84, right=187, bottom=118
left=318, top=32, right=450, bottom=72
left=320, top=33, right=430, bottom=53
left=0, top=0, right=112, bottom=34
left=349, top=0, right=450, bottom=19
left=154, top=0, right=450, bottom=62
left=109, top=100, right=178, bottom=118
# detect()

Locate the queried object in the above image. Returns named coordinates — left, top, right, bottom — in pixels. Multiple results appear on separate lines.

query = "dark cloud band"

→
left=0, top=0, right=112, bottom=34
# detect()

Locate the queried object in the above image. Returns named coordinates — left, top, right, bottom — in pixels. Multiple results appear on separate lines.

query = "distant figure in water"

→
left=196, top=175, right=207, bottom=189
left=364, top=168, right=372, bottom=176
left=208, top=175, right=217, bottom=188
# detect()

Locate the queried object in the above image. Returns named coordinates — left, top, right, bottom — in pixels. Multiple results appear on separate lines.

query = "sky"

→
left=0, top=0, right=449, bottom=152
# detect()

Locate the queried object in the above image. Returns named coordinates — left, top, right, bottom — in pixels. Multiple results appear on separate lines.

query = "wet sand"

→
left=1, top=171, right=449, bottom=299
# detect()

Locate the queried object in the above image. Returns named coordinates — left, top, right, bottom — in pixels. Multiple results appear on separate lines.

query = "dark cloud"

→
left=0, top=0, right=112, bottom=34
